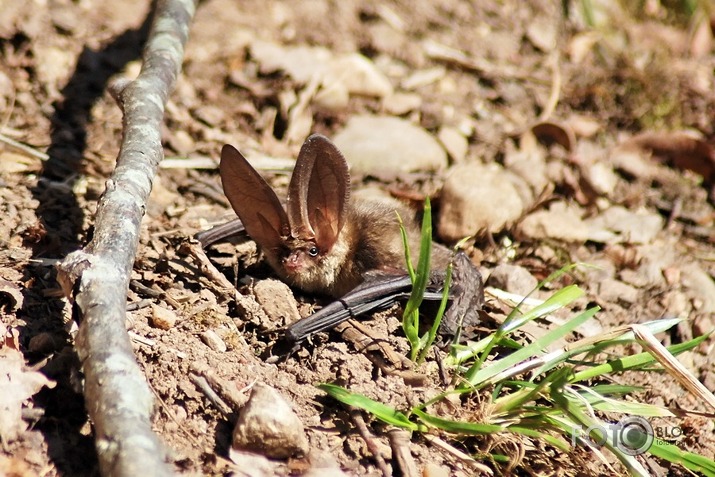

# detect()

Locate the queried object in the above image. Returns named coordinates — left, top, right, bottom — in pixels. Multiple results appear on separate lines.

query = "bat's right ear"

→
left=287, top=134, right=350, bottom=251
left=220, top=144, right=289, bottom=252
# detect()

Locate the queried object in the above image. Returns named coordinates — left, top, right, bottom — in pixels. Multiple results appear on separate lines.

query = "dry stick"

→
left=350, top=409, right=392, bottom=477
left=55, top=0, right=197, bottom=475
left=387, top=429, right=419, bottom=477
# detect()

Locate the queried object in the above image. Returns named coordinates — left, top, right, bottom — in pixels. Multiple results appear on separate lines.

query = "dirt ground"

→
left=1, top=0, right=715, bottom=475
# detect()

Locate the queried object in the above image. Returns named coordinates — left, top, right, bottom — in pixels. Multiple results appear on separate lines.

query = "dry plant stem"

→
left=387, top=430, right=418, bottom=477
left=55, top=0, right=197, bottom=476
left=422, top=434, right=493, bottom=475
left=350, top=409, right=392, bottom=477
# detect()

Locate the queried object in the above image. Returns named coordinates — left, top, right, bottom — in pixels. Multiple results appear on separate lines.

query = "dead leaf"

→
left=0, top=279, right=23, bottom=313
left=531, top=121, right=575, bottom=152
left=626, top=131, right=715, bottom=184
left=690, top=13, right=712, bottom=59
left=0, top=348, right=55, bottom=443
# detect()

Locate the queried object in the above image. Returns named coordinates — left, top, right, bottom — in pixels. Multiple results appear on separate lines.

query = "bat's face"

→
left=265, top=231, right=354, bottom=296
left=220, top=134, right=352, bottom=295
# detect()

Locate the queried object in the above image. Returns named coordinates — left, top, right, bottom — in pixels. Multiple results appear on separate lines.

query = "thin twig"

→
left=350, top=409, right=392, bottom=477
left=387, top=429, right=418, bottom=477
left=55, top=1, right=197, bottom=475
left=189, top=373, right=234, bottom=419
left=422, top=434, right=493, bottom=474
left=0, top=132, right=50, bottom=161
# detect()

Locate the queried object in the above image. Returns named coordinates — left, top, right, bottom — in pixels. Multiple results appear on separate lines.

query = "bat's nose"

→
left=283, top=252, right=301, bottom=271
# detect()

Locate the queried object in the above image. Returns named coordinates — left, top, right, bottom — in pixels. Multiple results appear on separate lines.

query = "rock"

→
left=503, top=132, right=549, bottom=195
left=401, top=67, right=445, bottom=90
left=232, top=383, right=309, bottom=459
left=314, top=53, right=393, bottom=110
left=423, top=463, right=451, bottom=477
left=250, top=41, right=332, bottom=83
left=597, top=278, right=639, bottom=305
left=251, top=41, right=391, bottom=109
left=193, top=105, right=225, bottom=127
left=333, top=115, right=447, bottom=174
left=322, top=53, right=392, bottom=98
left=438, top=162, right=524, bottom=241
left=228, top=448, right=280, bottom=477
left=680, top=263, right=715, bottom=313
left=519, top=201, right=590, bottom=242
left=526, top=15, right=558, bottom=52
left=32, top=43, right=76, bottom=95
left=303, top=451, right=350, bottom=477
left=200, top=330, right=227, bottom=353
left=583, top=161, right=619, bottom=196
left=382, top=92, right=422, bottom=115
left=620, top=259, right=665, bottom=288
left=253, top=279, right=301, bottom=327
left=486, top=264, right=538, bottom=295
left=150, top=304, right=178, bottom=330
left=167, top=130, right=195, bottom=155
left=585, top=206, right=664, bottom=244
left=438, top=126, right=469, bottom=163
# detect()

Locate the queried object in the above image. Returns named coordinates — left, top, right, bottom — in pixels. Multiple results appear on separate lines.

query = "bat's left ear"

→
left=287, top=134, right=350, bottom=251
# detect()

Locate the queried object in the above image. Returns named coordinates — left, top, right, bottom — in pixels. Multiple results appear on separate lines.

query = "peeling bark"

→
left=56, top=0, right=197, bottom=475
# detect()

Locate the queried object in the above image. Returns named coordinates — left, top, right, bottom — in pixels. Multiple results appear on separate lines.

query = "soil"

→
left=1, top=0, right=714, bottom=476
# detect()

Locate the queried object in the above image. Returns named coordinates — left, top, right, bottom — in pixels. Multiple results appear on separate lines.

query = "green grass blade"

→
left=464, top=284, right=587, bottom=379
left=500, top=284, right=585, bottom=334
left=648, top=441, right=715, bottom=476
left=417, top=254, right=453, bottom=363
left=318, top=383, right=420, bottom=431
left=412, top=408, right=504, bottom=434
left=571, top=333, right=709, bottom=382
left=396, top=211, right=416, bottom=281
left=402, top=197, right=433, bottom=361
left=507, top=426, right=570, bottom=451
left=463, top=306, right=599, bottom=387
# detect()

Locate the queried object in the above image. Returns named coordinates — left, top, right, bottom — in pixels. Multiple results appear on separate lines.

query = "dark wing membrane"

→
left=195, top=218, right=246, bottom=247
left=287, top=134, right=350, bottom=249
left=284, top=274, right=413, bottom=343
left=220, top=144, right=289, bottom=252
left=284, top=273, right=444, bottom=343
left=283, top=253, right=485, bottom=345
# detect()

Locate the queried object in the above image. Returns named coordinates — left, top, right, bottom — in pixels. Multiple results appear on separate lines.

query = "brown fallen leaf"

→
left=625, top=131, right=715, bottom=186
left=0, top=279, right=24, bottom=314
left=531, top=121, right=575, bottom=152
left=0, top=348, right=55, bottom=443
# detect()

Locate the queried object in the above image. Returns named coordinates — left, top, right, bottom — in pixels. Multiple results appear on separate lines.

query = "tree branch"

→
left=56, top=0, right=197, bottom=475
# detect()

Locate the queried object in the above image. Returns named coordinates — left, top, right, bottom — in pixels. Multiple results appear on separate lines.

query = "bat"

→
left=197, top=134, right=484, bottom=345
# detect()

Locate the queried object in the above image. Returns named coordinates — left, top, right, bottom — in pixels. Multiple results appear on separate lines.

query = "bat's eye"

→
left=308, top=246, right=319, bottom=257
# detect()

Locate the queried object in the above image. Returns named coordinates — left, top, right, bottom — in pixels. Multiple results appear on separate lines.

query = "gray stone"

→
left=585, top=206, right=664, bottom=244
left=519, top=201, right=590, bottom=242
left=333, top=115, right=447, bottom=174
left=438, top=162, right=524, bottom=241
left=486, top=264, right=538, bottom=296
left=232, top=383, right=309, bottom=459
left=680, top=263, right=715, bottom=313
left=597, top=278, right=639, bottom=305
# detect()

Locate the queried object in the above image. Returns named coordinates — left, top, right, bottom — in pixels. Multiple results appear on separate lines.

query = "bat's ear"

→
left=220, top=144, right=289, bottom=252
left=287, top=134, right=350, bottom=252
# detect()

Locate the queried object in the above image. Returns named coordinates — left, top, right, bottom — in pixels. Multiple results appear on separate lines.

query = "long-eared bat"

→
left=197, top=134, right=484, bottom=344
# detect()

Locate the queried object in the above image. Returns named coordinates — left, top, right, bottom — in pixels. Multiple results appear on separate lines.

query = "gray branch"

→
left=56, top=0, right=197, bottom=475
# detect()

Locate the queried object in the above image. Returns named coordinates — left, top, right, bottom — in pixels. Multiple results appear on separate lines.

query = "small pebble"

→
left=232, top=383, right=309, bottom=459
left=486, top=264, right=538, bottom=296
left=150, top=304, right=178, bottom=330
left=200, top=329, right=227, bottom=352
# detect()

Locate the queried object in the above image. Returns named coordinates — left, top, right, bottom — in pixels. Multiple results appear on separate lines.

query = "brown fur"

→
left=219, top=134, right=454, bottom=300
